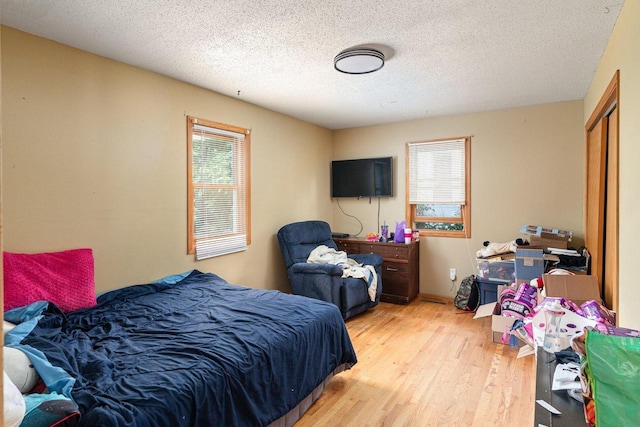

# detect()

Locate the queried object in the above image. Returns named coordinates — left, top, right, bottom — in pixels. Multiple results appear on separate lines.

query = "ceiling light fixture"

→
left=334, top=48, right=385, bottom=74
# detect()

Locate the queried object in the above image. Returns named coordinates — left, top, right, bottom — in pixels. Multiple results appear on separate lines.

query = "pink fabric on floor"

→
left=3, top=248, right=96, bottom=313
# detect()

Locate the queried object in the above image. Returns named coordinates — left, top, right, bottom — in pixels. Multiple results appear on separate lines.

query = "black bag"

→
left=454, top=275, right=480, bottom=311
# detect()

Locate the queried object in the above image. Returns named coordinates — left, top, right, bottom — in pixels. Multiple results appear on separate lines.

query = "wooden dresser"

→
left=334, top=238, right=420, bottom=304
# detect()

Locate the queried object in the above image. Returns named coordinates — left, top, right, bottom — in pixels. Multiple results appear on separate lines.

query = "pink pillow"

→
left=3, top=249, right=97, bottom=313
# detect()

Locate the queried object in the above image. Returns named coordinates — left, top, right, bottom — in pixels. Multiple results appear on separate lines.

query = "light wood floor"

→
left=296, top=297, right=536, bottom=427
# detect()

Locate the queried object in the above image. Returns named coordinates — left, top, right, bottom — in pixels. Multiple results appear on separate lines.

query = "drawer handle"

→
left=386, top=267, right=398, bottom=272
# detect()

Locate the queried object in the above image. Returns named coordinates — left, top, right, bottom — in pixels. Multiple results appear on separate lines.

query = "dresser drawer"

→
left=381, top=261, right=410, bottom=296
left=381, top=279, right=409, bottom=297
left=385, top=245, right=409, bottom=260
left=358, top=243, right=384, bottom=256
left=334, top=240, right=359, bottom=254
left=359, top=243, right=409, bottom=260
left=382, top=261, right=409, bottom=282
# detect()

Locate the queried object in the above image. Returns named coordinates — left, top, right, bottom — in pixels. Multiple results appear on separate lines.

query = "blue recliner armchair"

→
left=277, top=220, right=383, bottom=320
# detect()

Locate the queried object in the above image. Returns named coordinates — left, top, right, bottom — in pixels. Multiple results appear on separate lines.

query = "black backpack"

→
left=454, top=275, right=480, bottom=311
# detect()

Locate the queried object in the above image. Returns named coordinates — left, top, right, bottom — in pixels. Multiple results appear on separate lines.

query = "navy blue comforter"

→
left=16, top=270, right=357, bottom=426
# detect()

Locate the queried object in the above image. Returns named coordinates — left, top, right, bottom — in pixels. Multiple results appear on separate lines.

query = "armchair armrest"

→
left=287, top=262, right=342, bottom=308
left=289, top=262, right=343, bottom=276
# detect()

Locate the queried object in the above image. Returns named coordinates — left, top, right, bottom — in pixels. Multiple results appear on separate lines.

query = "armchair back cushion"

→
left=277, top=220, right=337, bottom=267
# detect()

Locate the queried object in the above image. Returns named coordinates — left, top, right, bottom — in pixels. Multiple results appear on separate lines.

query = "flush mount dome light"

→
left=334, top=48, right=385, bottom=74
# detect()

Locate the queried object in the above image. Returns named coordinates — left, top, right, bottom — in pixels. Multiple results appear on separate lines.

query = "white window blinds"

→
left=408, top=139, right=466, bottom=205
left=191, top=121, right=248, bottom=260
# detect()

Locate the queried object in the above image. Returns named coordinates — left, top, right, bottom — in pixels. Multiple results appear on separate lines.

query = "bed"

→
left=4, top=264, right=357, bottom=427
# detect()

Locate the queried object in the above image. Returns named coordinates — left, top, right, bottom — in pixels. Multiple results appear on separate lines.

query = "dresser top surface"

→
left=334, top=237, right=419, bottom=246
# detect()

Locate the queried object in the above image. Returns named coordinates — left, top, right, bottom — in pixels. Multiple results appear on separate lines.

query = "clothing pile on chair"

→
left=307, top=245, right=378, bottom=302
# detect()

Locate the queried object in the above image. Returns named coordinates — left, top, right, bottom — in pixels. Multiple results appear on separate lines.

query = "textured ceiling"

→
left=1, top=1, right=624, bottom=129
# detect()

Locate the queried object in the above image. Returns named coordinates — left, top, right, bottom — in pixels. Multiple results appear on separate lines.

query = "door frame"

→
left=584, top=70, right=619, bottom=312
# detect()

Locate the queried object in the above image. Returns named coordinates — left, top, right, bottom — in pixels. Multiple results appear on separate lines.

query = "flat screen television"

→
left=331, top=157, right=393, bottom=198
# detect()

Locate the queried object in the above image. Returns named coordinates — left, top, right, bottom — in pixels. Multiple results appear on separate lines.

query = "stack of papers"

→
left=552, top=363, right=581, bottom=390
left=548, top=248, right=581, bottom=257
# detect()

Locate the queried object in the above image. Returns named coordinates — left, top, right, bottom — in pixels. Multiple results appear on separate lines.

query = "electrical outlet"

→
left=449, top=268, right=456, bottom=281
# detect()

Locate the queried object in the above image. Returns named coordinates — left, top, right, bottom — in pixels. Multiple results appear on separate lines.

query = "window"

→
left=406, top=137, right=471, bottom=238
left=187, top=116, right=251, bottom=259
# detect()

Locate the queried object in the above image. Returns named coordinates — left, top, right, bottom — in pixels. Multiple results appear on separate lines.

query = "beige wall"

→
left=332, top=101, right=585, bottom=299
left=3, top=2, right=638, bottom=327
left=1, top=27, right=333, bottom=294
left=584, top=1, right=640, bottom=329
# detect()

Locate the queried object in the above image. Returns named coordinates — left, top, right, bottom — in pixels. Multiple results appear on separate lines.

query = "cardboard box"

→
left=514, top=248, right=544, bottom=284
left=474, top=285, right=522, bottom=347
left=520, top=225, right=572, bottom=250
left=531, top=274, right=603, bottom=347
left=520, top=225, right=573, bottom=240
left=476, top=276, right=602, bottom=347
left=476, top=274, right=605, bottom=354
left=542, top=274, right=601, bottom=306
left=529, top=234, right=568, bottom=250
left=474, top=303, right=520, bottom=346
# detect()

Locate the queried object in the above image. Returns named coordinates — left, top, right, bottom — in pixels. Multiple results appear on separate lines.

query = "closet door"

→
left=585, top=117, right=607, bottom=294
left=585, top=71, right=619, bottom=312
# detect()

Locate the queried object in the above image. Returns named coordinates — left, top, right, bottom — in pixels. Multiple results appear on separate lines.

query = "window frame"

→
left=405, top=136, right=471, bottom=238
left=187, top=116, right=251, bottom=256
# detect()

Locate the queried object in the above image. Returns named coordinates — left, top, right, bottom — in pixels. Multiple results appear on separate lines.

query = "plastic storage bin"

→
left=478, top=279, right=499, bottom=305
left=476, top=259, right=515, bottom=283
